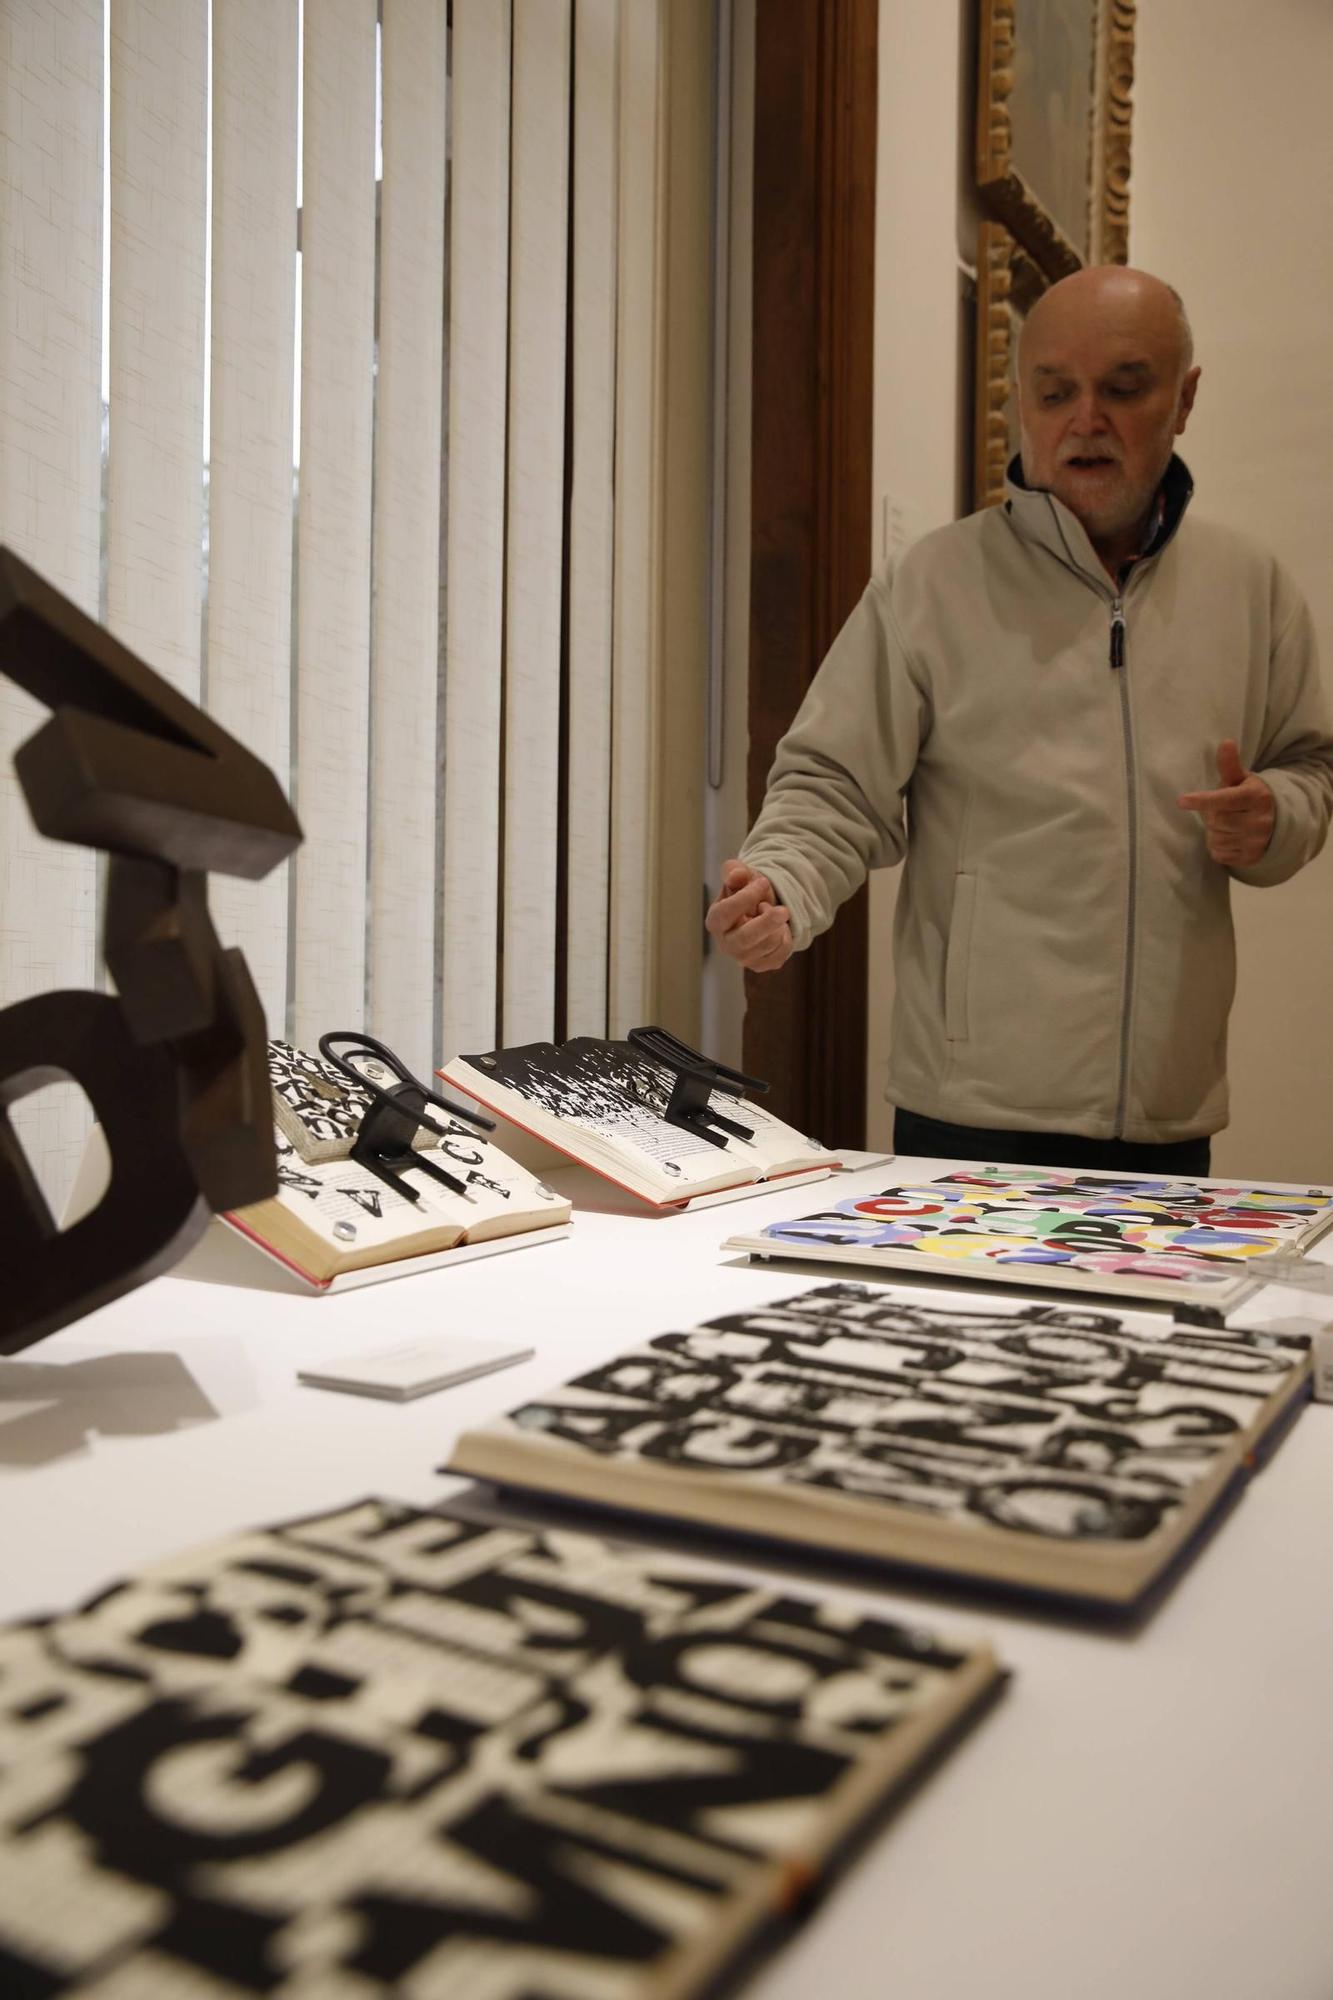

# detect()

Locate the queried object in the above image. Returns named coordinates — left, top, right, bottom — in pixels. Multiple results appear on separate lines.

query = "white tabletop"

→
left=3, top=1156, right=1331, bottom=2000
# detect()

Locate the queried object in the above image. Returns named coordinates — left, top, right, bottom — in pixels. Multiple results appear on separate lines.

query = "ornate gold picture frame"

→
left=972, top=0, right=1136, bottom=507
left=973, top=221, right=1048, bottom=510
left=976, top=0, right=1136, bottom=280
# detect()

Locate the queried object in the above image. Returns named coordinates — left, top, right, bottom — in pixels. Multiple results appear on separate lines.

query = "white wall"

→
left=1133, top=0, right=1333, bottom=1181
left=865, top=0, right=968, bottom=1148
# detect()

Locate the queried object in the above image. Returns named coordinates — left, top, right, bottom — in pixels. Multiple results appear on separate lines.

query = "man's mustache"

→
left=1058, top=443, right=1124, bottom=466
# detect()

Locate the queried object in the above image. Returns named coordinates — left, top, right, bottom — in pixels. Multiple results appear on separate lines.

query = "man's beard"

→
left=1048, top=446, right=1167, bottom=546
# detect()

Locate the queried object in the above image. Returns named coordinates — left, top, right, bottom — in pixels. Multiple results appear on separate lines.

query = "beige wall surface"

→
left=1133, top=0, right=1333, bottom=1181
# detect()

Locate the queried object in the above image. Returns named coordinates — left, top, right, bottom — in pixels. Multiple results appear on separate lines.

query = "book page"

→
left=268, top=1143, right=468, bottom=1250
left=414, top=1117, right=569, bottom=1237
left=722, top=1093, right=839, bottom=1172
left=268, top=1129, right=564, bottom=1254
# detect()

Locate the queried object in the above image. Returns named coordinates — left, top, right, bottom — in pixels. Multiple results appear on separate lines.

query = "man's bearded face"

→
left=1018, top=306, right=1198, bottom=555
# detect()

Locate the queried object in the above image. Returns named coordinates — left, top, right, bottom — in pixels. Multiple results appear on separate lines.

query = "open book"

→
left=223, top=1039, right=571, bottom=1285
left=440, top=1035, right=841, bottom=1208
left=722, top=1165, right=1333, bottom=1310
left=0, top=1497, right=1002, bottom=1998
left=448, top=1282, right=1312, bottom=1608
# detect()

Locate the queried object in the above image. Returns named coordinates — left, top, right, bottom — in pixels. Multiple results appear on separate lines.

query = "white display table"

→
left=2, top=1156, right=1331, bottom=2000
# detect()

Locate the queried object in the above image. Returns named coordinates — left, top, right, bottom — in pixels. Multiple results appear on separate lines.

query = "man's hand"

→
left=705, top=859, right=794, bottom=972
left=1177, top=739, right=1275, bottom=867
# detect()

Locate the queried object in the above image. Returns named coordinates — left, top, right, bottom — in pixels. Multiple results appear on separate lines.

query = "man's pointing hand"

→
left=1177, top=739, right=1275, bottom=867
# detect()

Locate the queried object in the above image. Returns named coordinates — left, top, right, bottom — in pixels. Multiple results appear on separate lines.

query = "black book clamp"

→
left=627, top=1025, right=768, bottom=1150
left=319, top=1032, right=496, bottom=1204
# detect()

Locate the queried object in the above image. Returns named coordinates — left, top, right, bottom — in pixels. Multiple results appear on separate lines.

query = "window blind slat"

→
left=501, top=0, right=571, bottom=1047
left=608, top=0, right=663, bottom=1035
left=565, top=0, right=620, bottom=1040
left=0, top=0, right=103, bottom=1199
left=441, top=0, right=511, bottom=1058
left=368, top=0, right=447, bottom=1076
left=207, top=0, right=298, bottom=1033
left=291, top=0, right=377, bottom=1048
left=106, top=0, right=208, bottom=697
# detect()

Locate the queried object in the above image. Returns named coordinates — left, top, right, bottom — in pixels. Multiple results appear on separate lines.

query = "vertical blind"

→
left=0, top=0, right=103, bottom=1193
left=0, top=0, right=672, bottom=1205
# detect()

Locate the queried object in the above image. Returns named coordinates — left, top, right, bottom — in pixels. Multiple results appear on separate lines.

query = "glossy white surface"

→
left=3, top=1156, right=1331, bottom=2000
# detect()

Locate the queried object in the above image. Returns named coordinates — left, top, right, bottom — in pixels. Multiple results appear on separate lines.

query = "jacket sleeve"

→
left=1233, top=575, right=1333, bottom=888
left=739, top=570, right=930, bottom=948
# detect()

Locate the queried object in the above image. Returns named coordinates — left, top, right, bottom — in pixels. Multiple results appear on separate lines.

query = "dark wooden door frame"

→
left=745, top=0, right=877, bottom=1145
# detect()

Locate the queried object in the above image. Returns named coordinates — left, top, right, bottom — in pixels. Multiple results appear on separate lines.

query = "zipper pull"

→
left=1109, top=597, right=1126, bottom=670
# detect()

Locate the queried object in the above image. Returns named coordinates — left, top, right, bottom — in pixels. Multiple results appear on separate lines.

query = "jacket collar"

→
left=1001, top=452, right=1195, bottom=590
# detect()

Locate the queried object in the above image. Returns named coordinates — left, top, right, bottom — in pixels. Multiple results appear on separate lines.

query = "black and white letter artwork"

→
left=268, top=1037, right=375, bottom=1159
left=0, top=1501, right=995, bottom=1996
left=273, top=1136, right=324, bottom=1200
left=271, top=1134, right=402, bottom=1227
left=266, top=1049, right=519, bottom=1226
left=478, top=1038, right=726, bottom=1165
left=268, top=1041, right=451, bottom=1165
left=483, top=1285, right=1308, bottom=1553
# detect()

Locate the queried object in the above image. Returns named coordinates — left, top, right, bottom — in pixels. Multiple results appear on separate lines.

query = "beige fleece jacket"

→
left=740, top=463, right=1333, bottom=1141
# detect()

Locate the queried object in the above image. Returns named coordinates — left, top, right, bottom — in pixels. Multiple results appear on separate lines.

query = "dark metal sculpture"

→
left=0, top=546, right=302, bottom=1352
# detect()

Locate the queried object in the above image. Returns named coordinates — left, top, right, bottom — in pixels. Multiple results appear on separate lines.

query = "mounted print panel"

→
left=0, top=1499, right=1000, bottom=1997
left=726, top=1168, right=1333, bottom=1310
left=450, top=1281, right=1313, bottom=1607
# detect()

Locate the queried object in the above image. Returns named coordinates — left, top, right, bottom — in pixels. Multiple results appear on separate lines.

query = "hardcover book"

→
left=222, top=1040, right=572, bottom=1284
left=448, top=1282, right=1312, bottom=1607
left=721, top=1166, right=1333, bottom=1309
left=440, top=1036, right=842, bottom=1209
left=0, top=1498, right=1001, bottom=1997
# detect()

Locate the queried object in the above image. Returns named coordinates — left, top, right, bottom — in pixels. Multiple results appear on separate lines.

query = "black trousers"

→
left=892, top=1106, right=1212, bottom=1179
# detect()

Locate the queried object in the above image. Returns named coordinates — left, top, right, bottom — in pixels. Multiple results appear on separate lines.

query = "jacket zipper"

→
left=1033, top=484, right=1190, bottom=1140
left=1109, top=593, right=1135, bottom=1137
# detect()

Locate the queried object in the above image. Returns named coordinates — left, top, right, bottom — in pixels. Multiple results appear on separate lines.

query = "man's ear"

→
left=1175, top=364, right=1201, bottom=434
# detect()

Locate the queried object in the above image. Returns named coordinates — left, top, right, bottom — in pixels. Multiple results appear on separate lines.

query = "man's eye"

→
left=1040, top=390, right=1069, bottom=407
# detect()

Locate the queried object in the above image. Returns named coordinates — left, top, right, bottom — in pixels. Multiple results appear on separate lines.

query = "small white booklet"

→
left=298, top=1335, right=533, bottom=1402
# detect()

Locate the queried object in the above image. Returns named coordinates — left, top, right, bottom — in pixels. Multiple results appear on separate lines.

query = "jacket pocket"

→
left=944, top=872, right=976, bottom=1043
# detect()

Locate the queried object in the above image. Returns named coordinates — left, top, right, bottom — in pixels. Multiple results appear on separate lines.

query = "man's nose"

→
left=1068, top=387, right=1109, bottom=432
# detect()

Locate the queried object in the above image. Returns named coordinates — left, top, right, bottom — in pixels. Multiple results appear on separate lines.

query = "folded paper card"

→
left=298, top=1334, right=534, bottom=1399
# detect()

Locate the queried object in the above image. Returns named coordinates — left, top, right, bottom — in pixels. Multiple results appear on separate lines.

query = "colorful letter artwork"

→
left=752, top=1169, right=1333, bottom=1300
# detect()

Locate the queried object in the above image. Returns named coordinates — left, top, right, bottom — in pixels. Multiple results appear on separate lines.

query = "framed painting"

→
left=976, top=0, right=1136, bottom=280
left=973, top=220, right=1047, bottom=509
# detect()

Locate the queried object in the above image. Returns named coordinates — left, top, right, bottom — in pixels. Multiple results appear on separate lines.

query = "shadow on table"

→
left=167, top=1224, right=317, bottom=1292
left=0, top=1351, right=219, bottom=1468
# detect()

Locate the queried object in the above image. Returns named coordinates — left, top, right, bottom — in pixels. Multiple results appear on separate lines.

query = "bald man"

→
left=707, top=267, right=1333, bottom=1173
